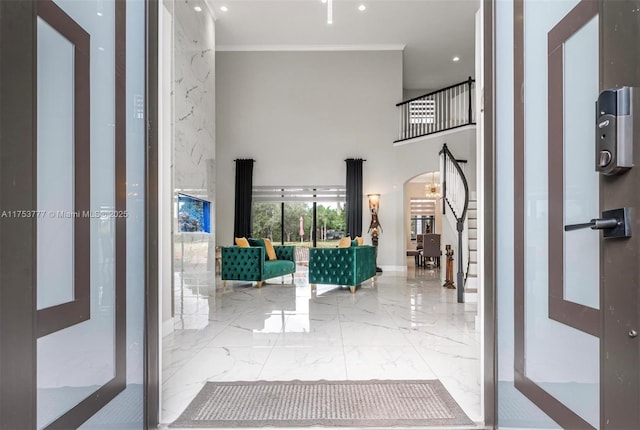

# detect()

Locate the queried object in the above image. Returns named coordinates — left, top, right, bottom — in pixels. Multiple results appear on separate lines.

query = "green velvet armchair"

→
left=221, top=245, right=296, bottom=288
left=308, top=245, right=377, bottom=293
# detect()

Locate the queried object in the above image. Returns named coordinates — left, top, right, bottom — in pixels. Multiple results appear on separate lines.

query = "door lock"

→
left=564, top=208, right=632, bottom=239
left=595, top=87, right=635, bottom=175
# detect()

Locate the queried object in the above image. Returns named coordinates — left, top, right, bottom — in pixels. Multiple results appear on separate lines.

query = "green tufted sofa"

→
left=221, top=245, right=296, bottom=288
left=308, top=245, right=377, bottom=294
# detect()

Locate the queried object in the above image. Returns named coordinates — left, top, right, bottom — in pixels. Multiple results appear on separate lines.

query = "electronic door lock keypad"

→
left=595, top=87, right=635, bottom=175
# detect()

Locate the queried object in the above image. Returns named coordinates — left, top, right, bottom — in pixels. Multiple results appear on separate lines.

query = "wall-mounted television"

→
left=177, top=194, right=211, bottom=233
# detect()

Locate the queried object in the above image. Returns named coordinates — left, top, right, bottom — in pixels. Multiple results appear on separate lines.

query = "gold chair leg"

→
left=350, top=285, right=356, bottom=294
left=257, top=281, right=263, bottom=288
left=223, top=280, right=227, bottom=287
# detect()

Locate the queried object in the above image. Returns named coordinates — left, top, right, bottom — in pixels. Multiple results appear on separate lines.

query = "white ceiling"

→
left=209, top=0, right=480, bottom=90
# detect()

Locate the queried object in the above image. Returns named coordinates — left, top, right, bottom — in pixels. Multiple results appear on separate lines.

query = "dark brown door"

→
left=495, top=0, right=640, bottom=428
left=0, top=0, right=154, bottom=428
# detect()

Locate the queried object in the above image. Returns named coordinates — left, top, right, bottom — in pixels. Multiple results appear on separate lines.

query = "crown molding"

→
left=215, top=44, right=406, bottom=52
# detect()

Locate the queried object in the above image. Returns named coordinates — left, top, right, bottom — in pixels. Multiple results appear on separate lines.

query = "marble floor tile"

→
left=161, top=267, right=481, bottom=426
left=258, top=346, right=348, bottom=381
left=339, top=319, right=412, bottom=347
left=276, top=314, right=343, bottom=347
left=343, top=345, right=438, bottom=380
left=212, top=313, right=285, bottom=347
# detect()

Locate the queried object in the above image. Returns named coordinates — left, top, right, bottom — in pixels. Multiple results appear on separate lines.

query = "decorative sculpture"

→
left=367, top=194, right=383, bottom=273
left=443, top=244, right=456, bottom=289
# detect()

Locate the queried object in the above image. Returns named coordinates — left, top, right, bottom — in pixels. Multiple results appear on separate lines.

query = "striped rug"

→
left=170, top=379, right=474, bottom=428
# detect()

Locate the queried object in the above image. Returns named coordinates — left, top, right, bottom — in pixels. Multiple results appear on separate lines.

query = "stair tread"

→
left=465, top=288, right=478, bottom=293
left=466, top=274, right=478, bottom=278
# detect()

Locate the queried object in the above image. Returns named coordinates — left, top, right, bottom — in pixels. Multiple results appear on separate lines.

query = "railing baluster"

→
left=404, top=104, right=409, bottom=139
left=439, top=91, right=443, bottom=132
left=398, top=105, right=402, bottom=140
left=394, top=78, right=475, bottom=142
left=455, top=86, right=459, bottom=127
left=451, top=87, right=460, bottom=127
left=422, top=96, right=426, bottom=137
left=452, top=86, right=456, bottom=127
left=468, top=76, right=473, bottom=125
left=454, top=86, right=458, bottom=127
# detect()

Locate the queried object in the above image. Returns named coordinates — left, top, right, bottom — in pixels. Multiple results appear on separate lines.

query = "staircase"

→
left=439, top=144, right=469, bottom=303
left=464, top=194, right=478, bottom=303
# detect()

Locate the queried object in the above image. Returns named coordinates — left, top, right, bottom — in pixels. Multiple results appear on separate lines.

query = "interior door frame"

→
left=482, top=0, right=497, bottom=428
left=0, top=0, right=38, bottom=428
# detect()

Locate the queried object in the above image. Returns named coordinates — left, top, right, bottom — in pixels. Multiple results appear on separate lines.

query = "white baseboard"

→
left=162, top=317, right=175, bottom=338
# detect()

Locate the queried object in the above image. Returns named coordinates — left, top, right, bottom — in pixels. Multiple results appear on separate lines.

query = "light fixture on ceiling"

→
left=358, top=4, right=366, bottom=11
left=424, top=172, right=441, bottom=199
left=327, top=0, right=333, bottom=24
left=452, top=56, right=460, bottom=62
left=193, top=5, right=202, bottom=12
left=220, top=5, right=228, bottom=12
left=97, top=12, right=103, bottom=16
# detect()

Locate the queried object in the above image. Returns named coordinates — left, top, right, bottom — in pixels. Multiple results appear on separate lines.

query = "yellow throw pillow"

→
left=338, top=237, right=352, bottom=248
left=355, top=236, right=364, bottom=246
left=235, top=237, right=250, bottom=248
left=263, top=238, right=277, bottom=261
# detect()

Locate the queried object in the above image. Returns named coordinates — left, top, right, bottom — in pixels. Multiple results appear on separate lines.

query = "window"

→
left=252, top=186, right=346, bottom=248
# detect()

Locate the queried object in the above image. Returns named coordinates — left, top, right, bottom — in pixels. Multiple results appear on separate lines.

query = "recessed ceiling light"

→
left=97, top=12, right=103, bottom=16
left=193, top=6, right=202, bottom=12
left=358, top=4, right=366, bottom=11
left=452, top=56, right=460, bottom=62
left=321, top=0, right=327, bottom=3
left=220, top=5, right=228, bottom=12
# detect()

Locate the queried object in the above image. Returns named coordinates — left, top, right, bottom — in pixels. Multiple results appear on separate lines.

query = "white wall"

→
left=216, top=50, right=476, bottom=270
left=216, top=50, right=404, bottom=269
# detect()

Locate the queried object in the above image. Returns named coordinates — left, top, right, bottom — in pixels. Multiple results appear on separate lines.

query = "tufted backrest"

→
left=274, top=245, right=295, bottom=262
left=221, top=246, right=265, bottom=281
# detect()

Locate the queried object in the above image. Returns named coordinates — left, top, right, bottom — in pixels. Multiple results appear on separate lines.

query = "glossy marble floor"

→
left=161, top=262, right=481, bottom=426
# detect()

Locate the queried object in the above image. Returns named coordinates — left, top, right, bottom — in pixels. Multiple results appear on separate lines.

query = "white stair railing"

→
left=440, top=143, right=469, bottom=303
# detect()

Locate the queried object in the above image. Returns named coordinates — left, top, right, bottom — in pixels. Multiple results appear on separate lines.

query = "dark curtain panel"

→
left=234, top=159, right=254, bottom=240
left=345, top=158, right=364, bottom=237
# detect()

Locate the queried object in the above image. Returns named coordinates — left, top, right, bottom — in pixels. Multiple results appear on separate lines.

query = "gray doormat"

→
left=170, top=379, right=474, bottom=428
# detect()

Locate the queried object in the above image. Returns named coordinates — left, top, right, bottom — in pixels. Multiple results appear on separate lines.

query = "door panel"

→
left=561, top=15, right=599, bottom=309
left=36, top=15, right=76, bottom=311
left=496, top=0, right=640, bottom=428
left=520, top=0, right=599, bottom=427
left=36, top=0, right=119, bottom=427
left=0, top=0, right=149, bottom=427
left=34, top=0, right=145, bottom=428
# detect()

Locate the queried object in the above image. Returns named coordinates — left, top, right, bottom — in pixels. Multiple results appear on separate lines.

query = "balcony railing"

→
left=395, top=77, right=476, bottom=142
